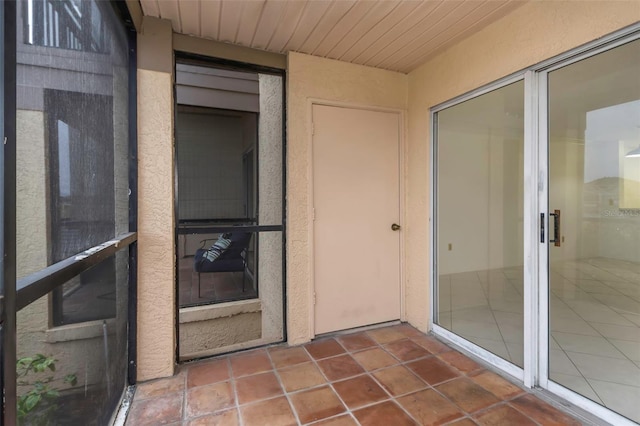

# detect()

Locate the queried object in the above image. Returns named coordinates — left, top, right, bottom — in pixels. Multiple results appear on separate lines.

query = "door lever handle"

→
left=391, top=223, right=401, bottom=231
left=550, top=209, right=561, bottom=247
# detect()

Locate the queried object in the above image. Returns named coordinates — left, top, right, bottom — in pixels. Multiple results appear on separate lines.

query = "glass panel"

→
left=176, top=106, right=258, bottom=222
left=548, top=39, right=640, bottom=423
left=178, top=229, right=258, bottom=307
left=178, top=231, right=283, bottom=359
left=436, top=81, right=525, bottom=367
left=16, top=0, right=129, bottom=270
left=16, top=253, right=128, bottom=425
left=16, top=0, right=129, bottom=326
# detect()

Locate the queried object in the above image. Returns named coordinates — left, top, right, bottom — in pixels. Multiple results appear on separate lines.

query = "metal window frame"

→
left=173, top=52, right=288, bottom=360
left=2, top=1, right=18, bottom=424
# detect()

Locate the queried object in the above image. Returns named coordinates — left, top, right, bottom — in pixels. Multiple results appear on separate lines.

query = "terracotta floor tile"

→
left=312, top=414, right=359, bottom=425
left=384, top=339, right=431, bottom=362
left=510, top=394, right=581, bottom=426
left=367, top=327, right=406, bottom=344
left=373, top=365, right=428, bottom=396
left=230, top=350, right=273, bottom=377
left=305, top=339, right=346, bottom=360
left=186, top=408, right=240, bottom=426
left=352, top=347, right=398, bottom=371
left=136, top=374, right=185, bottom=400
left=337, top=332, right=378, bottom=352
left=469, top=371, right=525, bottom=400
left=317, top=354, right=365, bottom=381
left=391, top=324, right=426, bottom=339
left=438, top=352, right=483, bottom=374
left=269, top=346, right=311, bottom=369
left=186, top=381, right=235, bottom=418
left=278, top=362, right=326, bottom=392
left=474, top=404, right=537, bottom=426
left=436, top=378, right=501, bottom=413
left=289, top=385, right=346, bottom=424
left=353, top=401, right=417, bottom=426
left=411, top=336, right=452, bottom=354
left=406, top=357, right=460, bottom=385
left=332, top=375, right=388, bottom=409
left=397, top=388, right=465, bottom=426
left=236, top=371, right=283, bottom=405
left=187, top=358, right=230, bottom=388
left=127, top=392, right=183, bottom=426
left=240, top=396, right=297, bottom=426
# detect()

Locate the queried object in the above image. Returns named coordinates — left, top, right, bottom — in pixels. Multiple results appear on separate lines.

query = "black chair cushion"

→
left=193, top=232, right=252, bottom=273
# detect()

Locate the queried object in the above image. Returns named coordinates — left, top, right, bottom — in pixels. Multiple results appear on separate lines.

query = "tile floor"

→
left=125, top=324, right=583, bottom=425
left=438, top=257, right=640, bottom=423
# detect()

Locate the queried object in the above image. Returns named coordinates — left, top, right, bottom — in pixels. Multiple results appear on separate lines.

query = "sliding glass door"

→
left=434, top=81, right=525, bottom=371
left=434, top=30, right=640, bottom=426
left=542, top=37, right=640, bottom=424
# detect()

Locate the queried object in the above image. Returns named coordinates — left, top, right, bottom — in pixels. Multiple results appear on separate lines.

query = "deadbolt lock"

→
left=391, top=223, right=401, bottom=231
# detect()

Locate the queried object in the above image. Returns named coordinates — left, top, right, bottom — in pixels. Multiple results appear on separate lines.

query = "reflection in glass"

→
left=436, top=81, right=525, bottom=367
left=16, top=0, right=131, bottom=422
left=548, top=39, right=640, bottom=423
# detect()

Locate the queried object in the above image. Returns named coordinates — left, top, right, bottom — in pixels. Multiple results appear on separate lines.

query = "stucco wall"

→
left=406, top=1, right=640, bottom=331
left=286, top=52, right=408, bottom=344
left=136, top=17, right=175, bottom=381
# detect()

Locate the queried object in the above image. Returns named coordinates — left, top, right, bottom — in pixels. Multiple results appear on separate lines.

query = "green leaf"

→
left=24, top=394, right=41, bottom=412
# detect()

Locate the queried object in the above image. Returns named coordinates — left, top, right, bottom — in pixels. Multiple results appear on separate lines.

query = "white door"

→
left=312, top=104, right=401, bottom=335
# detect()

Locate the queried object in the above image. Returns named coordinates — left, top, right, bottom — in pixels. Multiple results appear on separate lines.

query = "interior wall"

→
left=286, top=52, right=407, bottom=344
left=406, top=1, right=640, bottom=331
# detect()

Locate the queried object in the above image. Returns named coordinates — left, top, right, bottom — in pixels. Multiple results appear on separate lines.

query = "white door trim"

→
left=307, top=98, right=406, bottom=338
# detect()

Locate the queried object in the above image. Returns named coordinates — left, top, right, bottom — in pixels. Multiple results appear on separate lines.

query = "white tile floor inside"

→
left=437, top=257, right=640, bottom=423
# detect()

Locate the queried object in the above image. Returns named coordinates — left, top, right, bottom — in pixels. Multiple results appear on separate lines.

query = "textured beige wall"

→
left=286, top=52, right=408, bottom=344
left=137, top=68, right=175, bottom=380
left=406, top=1, right=640, bottom=331
left=136, top=16, right=175, bottom=381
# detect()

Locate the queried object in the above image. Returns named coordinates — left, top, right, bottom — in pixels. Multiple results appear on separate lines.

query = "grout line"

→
left=265, top=348, right=305, bottom=425
left=227, top=356, right=244, bottom=426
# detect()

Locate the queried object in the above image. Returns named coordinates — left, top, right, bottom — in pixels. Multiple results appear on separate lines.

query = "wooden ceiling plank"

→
left=299, top=0, right=357, bottom=53
left=157, top=0, right=182, bottom=32
left=328, top=0, right=400, bottom=61
left=379, top=1, right=487, bottom=71
left=402, top=1, right=520, bottom=72
left=339, top=0, right=422, bottom=63
left=139, top=0, right=160, bottom=18
left=266, top=1, right=308, bottom=52
left=200, top=0, right=222, bottom=40
left=218, top=0, right=244, bottom=43
left=282, top=0, right=332, bottom=52
left=178, top=0, right=201, bottom=36
left=312, top=0, right=373, bottom=57
left=364, top=1, right=459, bottom=69
left=235, top=1, right=266, bottom=47
left=354, top=1, right=441, bottom=66
left=251, top=0, right=287, bottom=50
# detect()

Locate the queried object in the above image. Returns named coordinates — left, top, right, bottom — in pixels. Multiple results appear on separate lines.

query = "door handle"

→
left=391, top=223, right=401, bottom=231
left=550, top=209, right=561, bottom=247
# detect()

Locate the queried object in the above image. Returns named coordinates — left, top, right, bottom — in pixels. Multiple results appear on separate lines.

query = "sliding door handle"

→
left=550, top=209, right=561, bottom=247
left=540, top=213, right=545, bottom=243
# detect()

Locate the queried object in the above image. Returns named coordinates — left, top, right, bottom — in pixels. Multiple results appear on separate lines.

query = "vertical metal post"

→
left=126, top=20, right=138, bottom=386
left=2, top=1, right=18, bottom=424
